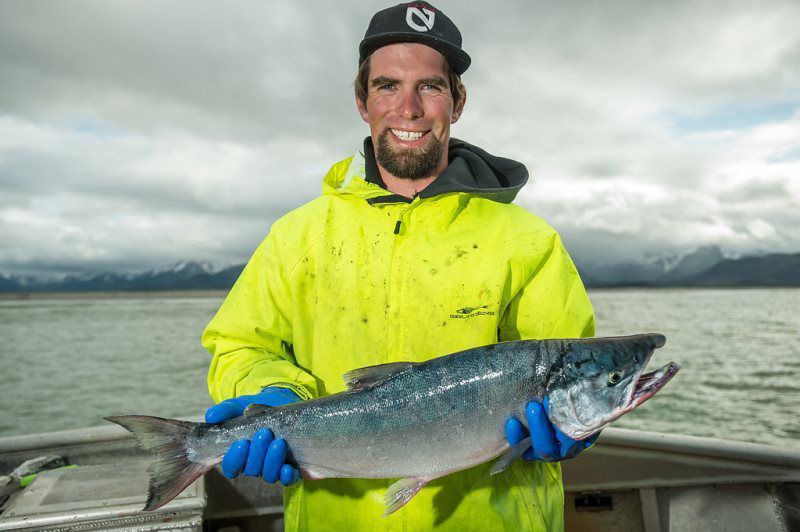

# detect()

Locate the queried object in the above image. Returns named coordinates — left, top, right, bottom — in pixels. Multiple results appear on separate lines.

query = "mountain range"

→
left=0, top=261, right=245, bottom=293
left=1, top=247, right=798, bottom=293
left=575, top=246, right=800, bottom=288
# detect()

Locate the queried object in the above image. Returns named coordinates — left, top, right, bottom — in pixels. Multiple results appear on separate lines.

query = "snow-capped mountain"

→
left=572, top=246, right=799, bottom=287
left=0, top=261, right=243, bottom=293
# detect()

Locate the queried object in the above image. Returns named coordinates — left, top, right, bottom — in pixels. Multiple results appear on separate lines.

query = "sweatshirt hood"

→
left=364, top=137, right=529, bottom=204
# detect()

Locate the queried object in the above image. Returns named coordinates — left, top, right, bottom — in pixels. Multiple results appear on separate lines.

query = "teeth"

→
left=391, top=129, right=424, bottom=141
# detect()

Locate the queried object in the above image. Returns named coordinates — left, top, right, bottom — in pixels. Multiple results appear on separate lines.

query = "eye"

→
left=420, top=83, right=442, bottom=92
left=608, top=371, right=623, bottom=385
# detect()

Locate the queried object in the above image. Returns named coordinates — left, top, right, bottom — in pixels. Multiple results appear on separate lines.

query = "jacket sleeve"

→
left=498, top=232, right=595, bottom=341
left=202, top=229, right=318, bottom=403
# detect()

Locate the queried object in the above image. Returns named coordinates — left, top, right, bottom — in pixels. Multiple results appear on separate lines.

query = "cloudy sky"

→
left=1, top=0, right=799, bottom=276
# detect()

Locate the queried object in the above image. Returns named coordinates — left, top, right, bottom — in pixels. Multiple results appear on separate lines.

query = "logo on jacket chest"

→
left=450, top=305, right=496, bottom=319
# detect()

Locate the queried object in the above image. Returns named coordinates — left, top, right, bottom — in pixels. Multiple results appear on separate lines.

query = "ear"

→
left=451, top=87, right=467, bottom=124
left=356, top=93, right=370, bottom=123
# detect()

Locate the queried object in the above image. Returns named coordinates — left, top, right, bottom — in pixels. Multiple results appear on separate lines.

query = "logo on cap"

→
left=406, top=6, right=435, bottom=32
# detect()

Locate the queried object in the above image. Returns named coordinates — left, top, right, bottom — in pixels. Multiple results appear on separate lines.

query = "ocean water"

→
left=0, top=289, right=798, bottom=448
left=591, top=288, right=800, bottom=446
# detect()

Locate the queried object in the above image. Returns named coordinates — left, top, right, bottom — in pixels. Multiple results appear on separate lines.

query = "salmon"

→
left=106, top=333, right=678, bottom=515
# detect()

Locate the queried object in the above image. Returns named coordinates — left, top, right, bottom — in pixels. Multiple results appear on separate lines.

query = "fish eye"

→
left=608, top=371, right=623, bottom=385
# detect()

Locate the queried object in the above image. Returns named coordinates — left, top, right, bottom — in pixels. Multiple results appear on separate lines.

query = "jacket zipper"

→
left=392, top=198, right=420, bottom=236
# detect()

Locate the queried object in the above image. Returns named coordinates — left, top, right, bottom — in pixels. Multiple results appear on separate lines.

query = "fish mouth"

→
left=625, top=361, right=681, bottom=411
left=566, top=361, right=680, bottom=439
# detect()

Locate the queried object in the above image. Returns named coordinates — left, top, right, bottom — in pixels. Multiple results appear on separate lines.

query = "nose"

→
left=398, top=87, right=423, bottom=120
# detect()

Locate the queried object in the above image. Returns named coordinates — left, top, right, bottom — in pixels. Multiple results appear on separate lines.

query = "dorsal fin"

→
left=343, top=362, right=417, bottom=390
left=243, top=404, right=273, bottom=416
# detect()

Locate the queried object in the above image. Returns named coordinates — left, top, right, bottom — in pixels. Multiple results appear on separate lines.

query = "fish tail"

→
left=105, top=415, right=210, bottom=511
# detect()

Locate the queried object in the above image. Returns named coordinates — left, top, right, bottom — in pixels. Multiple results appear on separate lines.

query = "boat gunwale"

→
left=2, top=424, right=799, bottom=468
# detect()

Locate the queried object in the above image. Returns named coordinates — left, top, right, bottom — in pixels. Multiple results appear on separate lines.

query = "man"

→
left=202, top=2, right=596, bottom=530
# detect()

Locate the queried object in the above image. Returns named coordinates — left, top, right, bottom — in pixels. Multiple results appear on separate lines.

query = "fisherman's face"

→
left=356, top=43, right=464, bottom=180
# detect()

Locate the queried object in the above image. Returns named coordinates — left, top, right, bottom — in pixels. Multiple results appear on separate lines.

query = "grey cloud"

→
left=0, top=0, right=363, bottom=143
left=0, top=118, right=330, bottom=216
left=463, top=0, right=800, bottom=103
left=0, top=194, right=274, bottom=275
left=718, top=178, right=793, bottom=204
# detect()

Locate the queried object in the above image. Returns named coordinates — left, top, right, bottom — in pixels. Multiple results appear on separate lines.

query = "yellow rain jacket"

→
left=203, top=138, right=595, bottom=531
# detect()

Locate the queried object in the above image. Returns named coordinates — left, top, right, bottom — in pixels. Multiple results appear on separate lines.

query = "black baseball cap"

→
left=359, top=2, right=471, bottom=75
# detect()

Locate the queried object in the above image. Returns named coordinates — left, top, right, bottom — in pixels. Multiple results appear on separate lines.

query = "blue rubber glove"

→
left=505, top=397, right=600, bottom=461
left=205, top=387, right=302, bottom=486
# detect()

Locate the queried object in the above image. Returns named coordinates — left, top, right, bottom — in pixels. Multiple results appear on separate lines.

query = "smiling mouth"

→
left=390, top=128, right=428, bottom=141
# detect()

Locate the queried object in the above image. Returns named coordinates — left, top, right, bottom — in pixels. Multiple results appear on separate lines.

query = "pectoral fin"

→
left=490, top=437, right=531, bottom=476
left=383, top=477, right=429, bottom=516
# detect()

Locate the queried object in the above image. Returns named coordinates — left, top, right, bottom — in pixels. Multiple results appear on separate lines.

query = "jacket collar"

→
left=324, top=138, right=529, bottom=205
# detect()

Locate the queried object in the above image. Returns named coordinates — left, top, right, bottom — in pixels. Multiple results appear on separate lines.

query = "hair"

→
left=354, top=55, right=466, bottom=111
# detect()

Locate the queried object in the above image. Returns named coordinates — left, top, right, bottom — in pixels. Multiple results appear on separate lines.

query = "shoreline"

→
left=0, top=289, right=229, bottom=301
left=1, top=285, right=797, bottom=302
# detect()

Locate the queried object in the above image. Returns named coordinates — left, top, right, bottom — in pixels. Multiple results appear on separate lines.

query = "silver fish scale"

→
left=190, top=340, right=558, bottom=480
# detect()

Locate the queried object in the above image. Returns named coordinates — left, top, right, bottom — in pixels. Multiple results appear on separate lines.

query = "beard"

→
left=376, top=129, right=444, bottom=180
